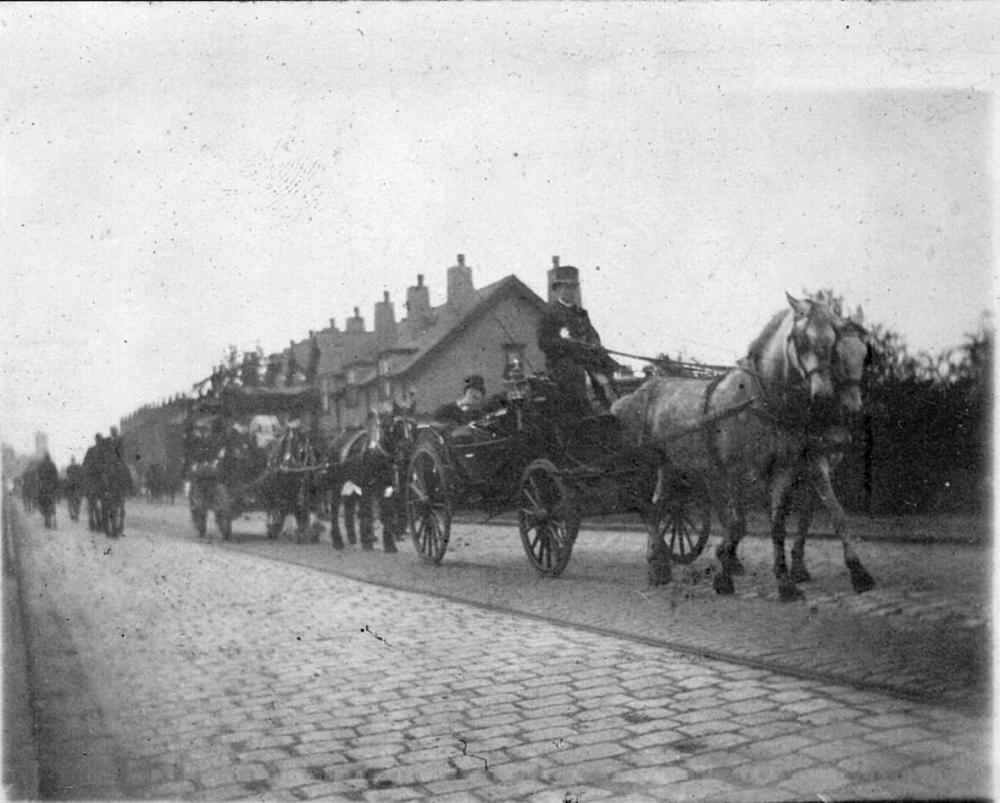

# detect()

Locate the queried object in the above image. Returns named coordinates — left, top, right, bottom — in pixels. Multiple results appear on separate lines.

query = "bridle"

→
left=738, top=309, right=864, bottom=430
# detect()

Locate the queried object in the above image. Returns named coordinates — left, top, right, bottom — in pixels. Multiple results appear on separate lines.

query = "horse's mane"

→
left=744, top=309, right=789, bottom=360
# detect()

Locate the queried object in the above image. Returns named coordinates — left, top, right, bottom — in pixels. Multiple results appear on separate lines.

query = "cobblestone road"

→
left=189, top=505, right=991, bottom=712
left=9, top=502, right=994, bottom=801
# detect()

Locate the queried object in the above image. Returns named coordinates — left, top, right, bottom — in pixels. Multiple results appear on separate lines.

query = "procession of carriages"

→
left=180, top=294, right=875, bottom=603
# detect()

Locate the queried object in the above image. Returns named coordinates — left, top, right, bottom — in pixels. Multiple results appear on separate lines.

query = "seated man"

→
left=432, top=375, right=488, bottom=426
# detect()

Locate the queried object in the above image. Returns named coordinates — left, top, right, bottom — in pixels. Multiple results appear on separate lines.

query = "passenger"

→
left=433, top=375, right=488, bottom=426
left=537, top=265, right=622, bottom=416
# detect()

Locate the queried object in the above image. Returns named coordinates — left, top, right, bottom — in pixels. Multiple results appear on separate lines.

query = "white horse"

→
left=613, top=294, right=873, bottom=600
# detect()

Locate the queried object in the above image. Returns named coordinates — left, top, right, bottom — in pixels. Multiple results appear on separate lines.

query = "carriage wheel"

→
left=406, top=440, right=452, bottom=564
left=645, top=472, right=713, bottom=564
left=518, top=459, right=580, bottom=578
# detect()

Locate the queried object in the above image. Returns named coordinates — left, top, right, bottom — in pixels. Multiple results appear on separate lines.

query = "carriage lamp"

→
left=504, top=359, right=531, bottom=402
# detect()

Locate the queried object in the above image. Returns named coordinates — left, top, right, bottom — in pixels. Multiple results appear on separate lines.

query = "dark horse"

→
left=261, top=425, right=325, bottom=542
left=322, top=405, right=413, bottom=553
left=613, top=294, right=874, bottom=600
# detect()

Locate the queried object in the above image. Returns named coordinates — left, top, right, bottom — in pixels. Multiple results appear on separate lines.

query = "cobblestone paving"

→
left=11, top=505, right=992, bottom=801
left=176, top=504, right=990, bottom=711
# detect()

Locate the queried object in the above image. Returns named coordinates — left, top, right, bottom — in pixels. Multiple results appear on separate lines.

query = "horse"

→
left=775, top=320, right=871, bottom=585
left=321, top=406, right=408, bottom=553
left=260, top=425, right=324, bottom=542
left=613, top=294, right=873, bottom=600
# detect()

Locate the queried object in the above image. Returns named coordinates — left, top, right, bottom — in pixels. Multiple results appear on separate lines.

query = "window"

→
left=503, top=343, right=525, bottom=376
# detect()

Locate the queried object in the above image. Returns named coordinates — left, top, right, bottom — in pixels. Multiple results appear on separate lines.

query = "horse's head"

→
left=386, top=400, right=417, bottom=455
left=365, top=402, right=417, bottom=460
left=832, top=319, right=869, bottom=415
left=783, top=293, right=840, bottom=403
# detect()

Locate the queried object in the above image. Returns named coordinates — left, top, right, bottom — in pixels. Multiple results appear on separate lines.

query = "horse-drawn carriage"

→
left=402, top=366, right=715, bottom=579
left=399, top=293, right=875, bottom=600
left=183, top=385, right=325, bottom=541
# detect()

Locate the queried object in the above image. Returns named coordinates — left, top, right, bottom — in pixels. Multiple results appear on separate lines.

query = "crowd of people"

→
left=14, top=427, right=133, bottom=537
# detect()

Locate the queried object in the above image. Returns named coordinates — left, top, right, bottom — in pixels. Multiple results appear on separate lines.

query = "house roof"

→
left=288, top=273, right=546, bottom=392
left=392, top=274, right=545, bottom=379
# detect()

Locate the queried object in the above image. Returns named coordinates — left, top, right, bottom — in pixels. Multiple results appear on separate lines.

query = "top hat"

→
left=464, top=374, right=486, bottom=394
left=550, top=265, right=580, bottom=287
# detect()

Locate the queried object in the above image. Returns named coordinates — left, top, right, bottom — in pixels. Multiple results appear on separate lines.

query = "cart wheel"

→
left=406, top=440, right=452, bottom=564
left=519, top=459, right=580, bottom=577
left=646, top=472, right=712, bottom=564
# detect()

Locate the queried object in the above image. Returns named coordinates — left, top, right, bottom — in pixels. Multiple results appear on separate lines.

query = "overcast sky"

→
left=2, top=2, right=996, bottom=466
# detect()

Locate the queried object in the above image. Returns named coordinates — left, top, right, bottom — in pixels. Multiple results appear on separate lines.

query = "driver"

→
left=538, top=265, right=621, bottom=416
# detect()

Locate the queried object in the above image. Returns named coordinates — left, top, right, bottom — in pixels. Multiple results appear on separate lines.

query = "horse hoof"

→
left=713, top=574, right=735, bottom=595
left=790, top=566, right=812, bottom=583
left=384, top=544, right=399, bottom=555
left=849, top=564, right=875, bottom=594
left=731, top=558, right=745, bottom=576
left=331, top=541, right=345, bottom=551
left=361, top=542, right=374, bottom=552
left=778, top=580, right=805, bottom=602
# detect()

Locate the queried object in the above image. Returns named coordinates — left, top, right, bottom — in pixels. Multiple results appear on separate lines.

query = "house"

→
left=285, top=255, right=583, bottom=436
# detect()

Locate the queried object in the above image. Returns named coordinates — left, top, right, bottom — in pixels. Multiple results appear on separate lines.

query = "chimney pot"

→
left=329, top=318, right=336, bottom=330
left=354, top=307, right=360, bottom=317
left=552, top=255, right=560, bottom=268
left=417, top=274, right=424, bottom=287
left=457, top=254, right=465, bottom=267
left=383, top=290, right=390, bottom=302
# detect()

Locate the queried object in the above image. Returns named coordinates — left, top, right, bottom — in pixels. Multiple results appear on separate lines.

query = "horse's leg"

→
left=811, top=457, right=875, bottom=593
left=377, top=484, right=399, bottom=554
left=790, top=485, right=814, bottom=583
left=725, top=480, right=749, bottom=576
left=729, top=498, right=747, bottom=576
left=712, top=477, right=741, bottom=595
left=769, top=469, right=804, bottom=602
left=645, top=462, right=672, bottom=586
left=328, top=482, right=345, bottom=550
left=357, top=478, right=376, bottom=549
left=343, top=491, right=358, bottom=545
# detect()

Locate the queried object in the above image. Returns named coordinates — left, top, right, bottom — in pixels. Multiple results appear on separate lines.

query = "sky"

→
left=2, top=2, right=996, bottom=467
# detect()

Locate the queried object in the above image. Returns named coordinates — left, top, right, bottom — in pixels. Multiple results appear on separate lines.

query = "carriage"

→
left=183, top=385, right=326, bottom=541
left=403, top=368, right=716, bottom=578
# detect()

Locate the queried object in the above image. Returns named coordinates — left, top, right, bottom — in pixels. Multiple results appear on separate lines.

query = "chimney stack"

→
left=374, top=290, right=398, bottom=350
left=328, top=318, right=338, bottom=332
left=346, top=306, right=366, bottom=333
left=446, top=253, right=476, bottom=311
left=406, top=274, right=433, bottom=331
